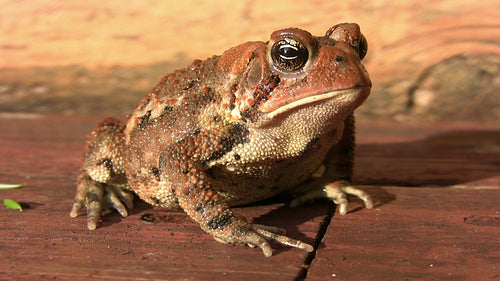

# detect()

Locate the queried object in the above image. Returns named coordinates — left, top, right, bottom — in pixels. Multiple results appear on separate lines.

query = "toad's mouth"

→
left=264, top=86, right=370, bottom=119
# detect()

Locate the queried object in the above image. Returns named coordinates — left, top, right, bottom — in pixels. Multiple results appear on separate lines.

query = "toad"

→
left=70, top=23, right=373, bottom=257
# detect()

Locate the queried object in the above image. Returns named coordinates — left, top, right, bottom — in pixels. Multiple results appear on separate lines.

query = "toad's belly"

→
left=212, top=164, right=322, bottom=206
left=127, top=126, right=337, bottom=208
left=130, top=144, right=327, bottom=208
left=210, top=145, right=329, bottom=206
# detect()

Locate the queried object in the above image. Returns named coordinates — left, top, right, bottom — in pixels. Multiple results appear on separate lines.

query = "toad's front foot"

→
left=70, top=173, right=134, bottom=230
left=290, top=180, right=373, bottom=214
left=213, top=218, right=314, bottom=257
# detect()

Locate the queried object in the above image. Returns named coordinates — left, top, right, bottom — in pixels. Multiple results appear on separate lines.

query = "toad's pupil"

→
left=279, top=45, right=299, bottom=59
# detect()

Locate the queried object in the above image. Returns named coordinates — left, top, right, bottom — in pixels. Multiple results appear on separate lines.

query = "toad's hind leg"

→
left=69, top=118, right=134, bottom=230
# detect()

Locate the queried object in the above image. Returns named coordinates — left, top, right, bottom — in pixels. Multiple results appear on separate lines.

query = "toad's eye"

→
left=271, top=38, right=309, bottom=72
left=353, top=34, right=367, bottom=60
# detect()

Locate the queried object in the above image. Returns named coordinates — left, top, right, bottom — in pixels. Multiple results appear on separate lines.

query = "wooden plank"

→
left=354, top=120, right=500, bottom=187
left=306, top=120, right=500, bottom=280
left=1, top=116, right=499, bottom=280
left=0, top=115, right=329, bottom=280
left=305, top=186, right=500, bottom=281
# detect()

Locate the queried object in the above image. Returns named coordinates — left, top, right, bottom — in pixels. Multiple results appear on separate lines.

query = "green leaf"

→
left=0, top=183, right=25, bottom=190
left=4, top=199, right=23, bottom=212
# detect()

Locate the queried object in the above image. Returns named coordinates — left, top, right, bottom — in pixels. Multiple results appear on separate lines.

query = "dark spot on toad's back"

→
left=138, top=110, right=152, bottom=129
left=230, top=84, right=238, bottom=93
left=151, top=166, right=160, bottom=181
left=159, top=106, right=173, bottom=119
left=189, top=127, right=201, bottom=135
left=183, top=79, right=196, bottom=91
left=207, top=122, right=249, bottom=161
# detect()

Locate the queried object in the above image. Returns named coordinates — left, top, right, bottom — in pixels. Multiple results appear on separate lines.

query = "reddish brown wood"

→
left=0, top=115, right=499, bottom=280
left=305, top=120, right=500, bottom=280
left=1, top=1, right=499, bottom=121
left=0, top=115, right=328, bottom=280
left=306, top=186, right=500, bottom=281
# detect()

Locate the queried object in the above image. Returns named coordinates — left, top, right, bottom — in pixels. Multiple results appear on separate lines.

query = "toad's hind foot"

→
left=70, top=173, right=134, bottom=230
left=213, top=219, right=314, bottom=257
left=290, top=180, right=373, bottom=214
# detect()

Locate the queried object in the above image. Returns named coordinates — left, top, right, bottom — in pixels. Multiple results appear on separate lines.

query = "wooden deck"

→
left=0, top=115, right=499, bottom=280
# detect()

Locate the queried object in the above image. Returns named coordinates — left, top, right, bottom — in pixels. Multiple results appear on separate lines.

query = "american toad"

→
left=70, top=23, right=373, bottom=257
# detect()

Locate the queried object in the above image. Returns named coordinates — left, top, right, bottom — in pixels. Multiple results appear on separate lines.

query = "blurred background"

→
left=1, top=0, right=499, bottom=121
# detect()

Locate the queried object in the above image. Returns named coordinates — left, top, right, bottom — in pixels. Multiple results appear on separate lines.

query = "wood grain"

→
left=0, top=0, right=499, bottom=120
left=0, top=115, right=498, bottom=280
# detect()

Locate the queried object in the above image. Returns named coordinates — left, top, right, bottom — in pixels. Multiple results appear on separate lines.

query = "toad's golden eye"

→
left=270, top=38, right=309, bottom=72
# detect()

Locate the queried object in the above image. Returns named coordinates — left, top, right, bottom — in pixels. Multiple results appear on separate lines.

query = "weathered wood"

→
left=306, top=186, right=500, bottom=281
left=304, top=120, right=500, bottom=280
left=0, top=116, right=499, bottom=280
left=1, top=1, right=499, bottom=121
left=0, top=115, right=328, bottom=280
left=354, top=121, right=500, bottom=187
